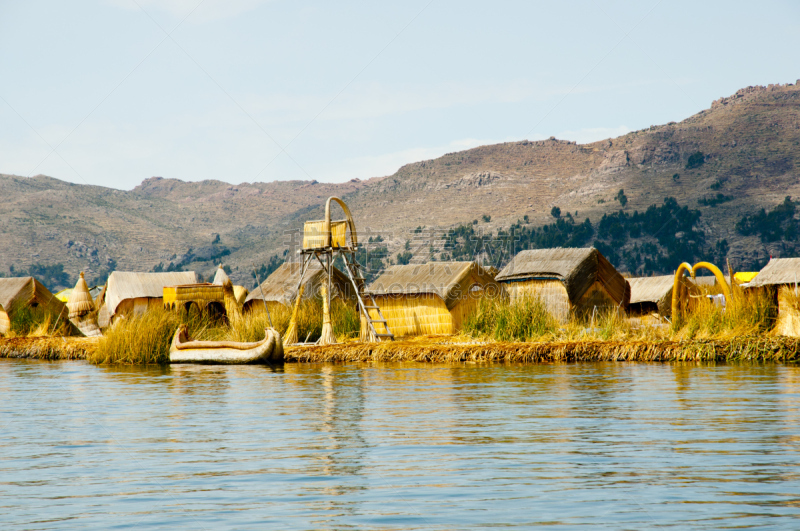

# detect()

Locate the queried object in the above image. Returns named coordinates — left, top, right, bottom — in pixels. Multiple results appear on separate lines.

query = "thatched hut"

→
left=627, top=275, right=696, bottom=318
left=495, top=248, right=630, bottom=322
left=67, top=272, right=101, bottom=337
left=244, top=261, right=354, bottom=315
left=365, top=261, right=501, bottom=337
left=0, top=277, right=67, bottom=334
left=746, top=258, right=800, bottom=336
left=97, top=271, right=198, bottom=326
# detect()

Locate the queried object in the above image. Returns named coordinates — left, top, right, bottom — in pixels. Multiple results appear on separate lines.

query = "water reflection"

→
left=1, top=359, right=800, bottom=529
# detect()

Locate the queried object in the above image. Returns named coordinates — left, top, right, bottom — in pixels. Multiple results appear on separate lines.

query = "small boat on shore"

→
left=169, top=325, right=283, bottom=364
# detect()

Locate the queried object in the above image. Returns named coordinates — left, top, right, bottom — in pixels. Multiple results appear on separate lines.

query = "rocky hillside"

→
left=1, top=82, right=799, bottom=289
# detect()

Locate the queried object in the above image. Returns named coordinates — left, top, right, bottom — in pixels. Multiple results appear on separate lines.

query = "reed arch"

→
left=672, top=261, right=732, bottom=323
left=323, top=196, right=358, bottom=249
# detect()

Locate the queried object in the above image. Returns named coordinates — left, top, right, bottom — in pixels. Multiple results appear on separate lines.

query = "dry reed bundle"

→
left=318, top=282, right=336, bottom=345
left=285, top=336, right=800, bottom=363
left=283, top=284, right=305, bottom=346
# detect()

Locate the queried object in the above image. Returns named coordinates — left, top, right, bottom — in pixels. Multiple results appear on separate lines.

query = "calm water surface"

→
left=1, top=360, right=800, bottom=529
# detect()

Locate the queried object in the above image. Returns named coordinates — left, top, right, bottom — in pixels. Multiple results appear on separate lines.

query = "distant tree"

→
left=211, top=234, right=220, bottom=244
left=550, top=206, right=561, bottom=218
left=23, top=263, right=73, bottom=291
left=686, top=151, right=705, bottom=169
left=523, top=215, right=529, bottom=223
left=672, top=173, right=680, bottom=181
left=616, top=189, right=628, bottom=207
left=482, top=214, right=491, bottom=223
left=404, top=240, right=411, bottom=251
left=396, top=251, right=412, bottom=265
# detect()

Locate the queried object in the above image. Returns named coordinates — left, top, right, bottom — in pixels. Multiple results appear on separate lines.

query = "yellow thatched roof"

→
left=734, top=271, right=759, bottom=284
left=0, top=277, right=66, bottom=316
left=367, top=261, right=500, bottom=310
left=102, top=271, right=198, bottom=317
left=496, top=248, right=630, bottom=307
left=245, top=261, right=353, bottom=308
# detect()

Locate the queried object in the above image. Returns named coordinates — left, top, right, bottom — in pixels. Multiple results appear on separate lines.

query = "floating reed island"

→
left=3, top=334, right=800, bottom=364
left=3, top=195, right=800, bottom=366
left=1, top=284, right=799, bottom=364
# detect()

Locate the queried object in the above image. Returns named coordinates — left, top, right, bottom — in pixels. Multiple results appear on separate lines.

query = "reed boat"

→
left=169, top=325, right=283, bottom=364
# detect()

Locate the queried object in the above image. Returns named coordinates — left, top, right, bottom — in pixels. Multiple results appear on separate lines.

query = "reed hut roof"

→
left=245, top=261, right=352, bottom=307
left=495, top=247, right=630, bottom=306
left=103, top=271, right=198, bottom=317
left=747, top=258, right=800, bottom=288
left=628, top=275, right=675, bottom=305
left=367, top=261, right=500, bottom=310
left=0, top=276, right=66, bottom=316
left=67, top=272, right=95, bottom=318
left=212, top=265, right=231, bottom=286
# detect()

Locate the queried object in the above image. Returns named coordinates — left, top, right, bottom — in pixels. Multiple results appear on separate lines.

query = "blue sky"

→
left=1, top=0, right=798, bottom=190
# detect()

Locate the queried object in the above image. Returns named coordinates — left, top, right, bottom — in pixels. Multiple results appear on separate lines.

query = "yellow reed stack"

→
left=283, top=284, right=305, bottom=346
left=318, top=280, right=336, bottom=345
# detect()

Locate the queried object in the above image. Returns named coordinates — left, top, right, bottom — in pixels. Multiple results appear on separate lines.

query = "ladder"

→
left=342, top=251, right=394, bottom=342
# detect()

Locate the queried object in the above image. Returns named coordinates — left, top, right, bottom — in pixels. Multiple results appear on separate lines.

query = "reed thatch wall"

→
left=0, top=303, right=9, bottom=335
left=505, top=279, right=571, bottom=322
left=368, top=293, right=454, bottom=337
left=244, top=261, right=354, bottom=313
left=748, top=257, right=800, bottom=288
left=775, top=286, right=800, bottom=337
left=366, top=261, right=501, bottom=336
left=98, top=271, right=199, bottom=324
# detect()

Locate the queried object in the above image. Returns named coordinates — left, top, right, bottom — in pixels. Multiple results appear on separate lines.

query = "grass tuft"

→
left=90, top=298, right=361, bottom=364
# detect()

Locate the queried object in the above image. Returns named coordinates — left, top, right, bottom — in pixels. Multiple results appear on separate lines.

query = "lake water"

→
left=1, top=360, right=800, bottom=529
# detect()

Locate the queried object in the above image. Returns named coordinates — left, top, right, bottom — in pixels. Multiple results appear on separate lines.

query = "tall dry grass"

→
left=464, top=286, right=777, bottom=343
left=465, top=295, right=558, bottom=341
left=90, top=297, right=361, bottom=364
left=6, top=304, right=74, bottom=338
left=672, top=286, right=776, bottom=340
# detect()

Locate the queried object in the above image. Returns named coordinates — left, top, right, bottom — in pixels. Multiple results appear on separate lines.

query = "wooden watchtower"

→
left=283, top=196, right=394, bottom=346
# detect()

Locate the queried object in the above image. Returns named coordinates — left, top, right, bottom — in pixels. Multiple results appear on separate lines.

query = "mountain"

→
left=2, top=82, right=799, bottom=289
